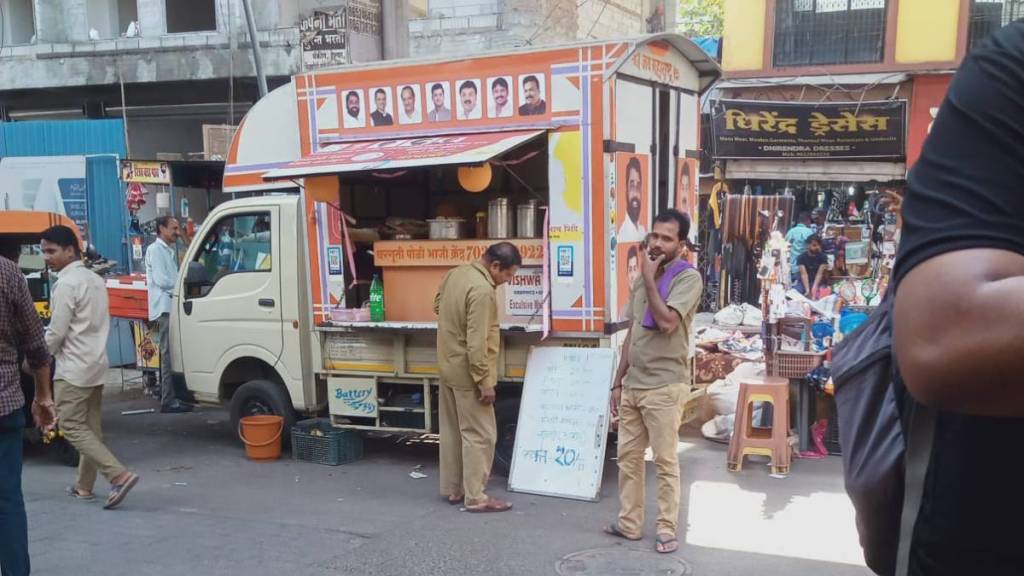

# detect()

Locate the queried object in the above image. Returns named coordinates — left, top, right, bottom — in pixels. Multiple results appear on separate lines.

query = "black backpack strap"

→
left=895, top=401, right=935, bottom=576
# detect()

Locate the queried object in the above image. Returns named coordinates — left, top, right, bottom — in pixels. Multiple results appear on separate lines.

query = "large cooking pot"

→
left=427, top=218, right=465, bottom=240
left=488, top=198, right=513, bottom=239
left=516, top=200, right=540, bottom=238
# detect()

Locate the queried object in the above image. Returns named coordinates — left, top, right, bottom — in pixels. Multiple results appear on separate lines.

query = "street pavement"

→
left=23, top=377, right=872, bottom=576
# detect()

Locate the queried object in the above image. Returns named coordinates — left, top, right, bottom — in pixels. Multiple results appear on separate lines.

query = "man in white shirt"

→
left=488, top=77, right=512, bottom=118
left=618, top=157, right=648, bottom=243
left=457, top=80, right=481, bottom=120
left=145, top=216, right=192, bottom=413
left=41, top=226, right=139, bottom=510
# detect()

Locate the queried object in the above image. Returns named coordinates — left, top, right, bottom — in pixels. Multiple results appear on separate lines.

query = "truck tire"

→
left=492, top=396, right=520, bottom=478
left=229, top=379, right=297, bottom=449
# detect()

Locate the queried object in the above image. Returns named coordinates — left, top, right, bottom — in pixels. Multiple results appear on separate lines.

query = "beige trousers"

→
left=438, top=383, right=496, bottom=506
left=55, top=380, right=127, bottom=492
left=616, top=384, right=684, bottom=538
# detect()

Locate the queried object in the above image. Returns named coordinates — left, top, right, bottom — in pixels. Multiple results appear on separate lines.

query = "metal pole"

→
left=240, top=0, right=268, bottom=98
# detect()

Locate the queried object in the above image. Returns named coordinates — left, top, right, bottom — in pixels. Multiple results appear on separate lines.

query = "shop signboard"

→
left=300, top=8, right=347, bottom=70
left=120, top=160, right=171, bottom=184
left=907, top=74, right=953, bottom=169
left=506, top=267, right=545, bottom=317
left=58, top=177, right=89, bottom=240
left=372, top=239, right=544, bottom=268
left=712, top=99, right=906, bottom=160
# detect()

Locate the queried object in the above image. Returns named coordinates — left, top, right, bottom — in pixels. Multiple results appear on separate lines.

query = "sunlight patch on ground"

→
left=685, top=480, right=866, bottom=566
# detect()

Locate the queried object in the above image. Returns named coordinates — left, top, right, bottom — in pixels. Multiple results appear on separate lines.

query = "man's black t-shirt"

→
left=895, top=21, right=1024, bottom=576
left=797, top=251, right=827, bottom=282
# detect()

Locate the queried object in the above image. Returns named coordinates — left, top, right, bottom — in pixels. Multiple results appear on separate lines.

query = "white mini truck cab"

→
left=170, top=34, right=719, bottom=472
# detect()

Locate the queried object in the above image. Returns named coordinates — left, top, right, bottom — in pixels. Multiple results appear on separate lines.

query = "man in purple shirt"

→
left=0, top=252, right=55, bottom=576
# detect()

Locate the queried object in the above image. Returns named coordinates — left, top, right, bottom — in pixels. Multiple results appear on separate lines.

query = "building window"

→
left=166, top=0, right=217, bottom=33
left=422, top=0, right=498, bottom=18
left=1, top=0, right=36, bottom=46
left=773, top=0, right=888, bottom=67
left=87, top=0, right=139, bottom=39
left=969, top=0, right=1024, bottom=51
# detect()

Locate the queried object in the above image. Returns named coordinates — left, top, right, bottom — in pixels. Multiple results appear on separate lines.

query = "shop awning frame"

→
left=263, top=129, right=547, bottom=181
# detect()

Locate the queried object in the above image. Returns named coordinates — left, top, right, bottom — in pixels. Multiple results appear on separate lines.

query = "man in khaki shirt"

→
left=605, top=210, right=702, bottom=553
left=41, top=226, right=140, bottom=510
left=434, top=242, right=521, bottom=512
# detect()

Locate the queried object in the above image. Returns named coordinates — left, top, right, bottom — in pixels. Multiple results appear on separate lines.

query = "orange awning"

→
left=264, top=129, right=545, bottom=180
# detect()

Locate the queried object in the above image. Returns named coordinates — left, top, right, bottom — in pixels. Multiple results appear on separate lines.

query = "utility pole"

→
left=381, top=1, right=409, bottom=60
left=240, top=0, right=268, bottom=98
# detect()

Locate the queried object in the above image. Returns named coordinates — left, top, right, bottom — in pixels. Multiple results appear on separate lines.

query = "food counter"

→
left=371, top=238, right=546, bottom=323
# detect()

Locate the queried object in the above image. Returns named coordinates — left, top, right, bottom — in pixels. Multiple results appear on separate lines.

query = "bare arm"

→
left=800, top=265, right=810, bottom=293
left=811, top=265, right=825, bottom=293
left=894, top=248, right=1024, bottom=417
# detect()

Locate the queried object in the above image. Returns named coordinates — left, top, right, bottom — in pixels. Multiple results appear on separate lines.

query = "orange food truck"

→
left=170, top=33, right=719, bottom=470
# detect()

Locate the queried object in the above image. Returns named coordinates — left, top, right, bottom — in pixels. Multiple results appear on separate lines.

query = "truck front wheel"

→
left=229, top=380, right=297, bottom=448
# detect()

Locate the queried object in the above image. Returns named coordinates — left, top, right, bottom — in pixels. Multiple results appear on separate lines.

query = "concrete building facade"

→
left=407, top=0, right=676, bottom=55
left=0, top=0, right=677, bottom=160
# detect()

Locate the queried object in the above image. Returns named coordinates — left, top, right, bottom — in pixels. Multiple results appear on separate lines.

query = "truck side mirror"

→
left=184, top=261, right=209, bottom=299
left=185, top=261, right=207, bottom=285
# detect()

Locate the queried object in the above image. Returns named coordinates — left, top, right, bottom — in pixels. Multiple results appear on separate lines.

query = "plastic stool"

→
left=727, top=375, right=791, bottom=475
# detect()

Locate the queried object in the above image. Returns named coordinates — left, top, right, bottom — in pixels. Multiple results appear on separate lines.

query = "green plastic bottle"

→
left=369, top=275, right=384, bottom=322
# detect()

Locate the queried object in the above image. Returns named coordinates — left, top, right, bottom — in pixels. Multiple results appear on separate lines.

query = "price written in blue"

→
left=522, top=446, right=584, bottom=470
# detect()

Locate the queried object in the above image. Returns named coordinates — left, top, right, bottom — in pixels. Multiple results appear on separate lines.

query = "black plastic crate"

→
left=825, top=409, right=841, bottom=456
left=291, top=419, right=363, bottom=466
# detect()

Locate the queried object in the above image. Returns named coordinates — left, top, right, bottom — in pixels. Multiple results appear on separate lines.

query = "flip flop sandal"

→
left=104, top=473, right=139, bottom=510
left=604, top=523, right=641, bottom=541
left=464, top=499, right=512, bottom=513
left=443, top=495, right=463, bottom=506
left=66, top=486, right=96, bottom=501
left=655, top=534, right=679, bottom=554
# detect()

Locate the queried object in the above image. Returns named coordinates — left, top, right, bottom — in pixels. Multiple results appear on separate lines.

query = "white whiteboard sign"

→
left=508, top=346, right=615, bottom=501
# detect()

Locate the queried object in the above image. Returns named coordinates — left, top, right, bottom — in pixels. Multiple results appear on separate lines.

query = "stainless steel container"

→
left=488, top=198, right=513, bottom=239
left=516, top=200, right=540, bottom=238
left=427, top=218, right=465, bottom=240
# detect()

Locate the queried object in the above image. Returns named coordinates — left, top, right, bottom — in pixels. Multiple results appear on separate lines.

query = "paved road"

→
left=23, top=385, right=871, bottom=576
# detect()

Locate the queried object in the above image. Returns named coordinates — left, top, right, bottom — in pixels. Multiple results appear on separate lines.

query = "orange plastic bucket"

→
left=238, top=415, right=284, bottom=461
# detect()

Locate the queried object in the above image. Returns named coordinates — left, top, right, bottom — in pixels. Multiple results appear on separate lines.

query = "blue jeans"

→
left=0, top=409, right=29, bottom=576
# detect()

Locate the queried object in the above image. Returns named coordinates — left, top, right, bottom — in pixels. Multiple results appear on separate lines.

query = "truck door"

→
left=177, top=208, right=283, bottom=394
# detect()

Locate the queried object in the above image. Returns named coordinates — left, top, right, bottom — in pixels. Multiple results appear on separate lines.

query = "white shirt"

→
left=146, top=238, right=177, bottom=320
left=45, top=260, right=110, bottom=388
left=617, top=218, right=648, bottom=244
left=488, top=101, right=512, bottom=118
left=458, top=104, right=480, bottom=120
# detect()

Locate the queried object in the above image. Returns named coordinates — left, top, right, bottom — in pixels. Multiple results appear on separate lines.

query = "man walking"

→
left=146, top=216, right=192, bottom=413
left=41, top=226, right=139, bottom=510
left=434, top=242, right=521, bottom=513
left=785, top=211, right=814, bottom=276
left=1, top=239, right=54, bottom=576
left=606, top=209, right=702, bottom=554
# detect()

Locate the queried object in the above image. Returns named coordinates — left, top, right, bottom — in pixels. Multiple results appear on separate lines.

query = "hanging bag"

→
left=831, top=293, right=935, bottom=576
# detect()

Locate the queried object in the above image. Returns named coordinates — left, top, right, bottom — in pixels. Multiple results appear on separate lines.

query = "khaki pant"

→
left=616, top=384, right=684, bottom=538
left=55, top=380, right=127, bottom=492
left=438, top=383, right=496, bottom=506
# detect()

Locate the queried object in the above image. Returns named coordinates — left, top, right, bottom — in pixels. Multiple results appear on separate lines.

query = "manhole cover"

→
left=556, top=547, right=693, bottom=576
